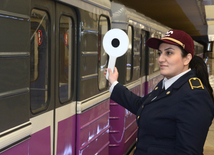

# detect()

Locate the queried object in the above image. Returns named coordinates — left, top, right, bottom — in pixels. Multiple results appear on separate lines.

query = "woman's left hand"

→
left=104, top=67, right=119, bottom=86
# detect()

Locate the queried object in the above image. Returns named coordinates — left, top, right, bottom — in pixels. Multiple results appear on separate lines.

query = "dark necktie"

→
left=160, top=86, right=165, bottom=94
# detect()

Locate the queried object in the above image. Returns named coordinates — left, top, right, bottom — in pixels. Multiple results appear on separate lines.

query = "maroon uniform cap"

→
left=146, top=29, right=194, bottom=56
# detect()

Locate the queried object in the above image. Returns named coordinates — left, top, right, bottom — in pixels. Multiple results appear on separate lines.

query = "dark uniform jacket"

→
left=111, top=70, right=214, bottom=155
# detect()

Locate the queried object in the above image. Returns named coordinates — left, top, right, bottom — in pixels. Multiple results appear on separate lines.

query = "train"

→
left=0, top=0, right=204, bottom=155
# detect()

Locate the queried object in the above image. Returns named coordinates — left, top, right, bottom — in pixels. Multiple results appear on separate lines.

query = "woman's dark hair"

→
left=189, top=55, right=214, bottom=102
left=178, top=46, right=214, bottom=102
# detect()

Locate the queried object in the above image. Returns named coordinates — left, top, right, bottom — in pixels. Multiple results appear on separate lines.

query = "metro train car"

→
left=0, top=0, right=205, bottom=155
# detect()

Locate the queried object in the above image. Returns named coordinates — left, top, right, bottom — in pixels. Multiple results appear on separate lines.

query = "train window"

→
left=98, top=15, right=109, bottom=90
left=59, top=15, right=73, bottom=103
left=30, top=9, right=49, bottom=113
left=140, top=30, right=149, bottom=76
left=126, top=25, right=133, bottom=81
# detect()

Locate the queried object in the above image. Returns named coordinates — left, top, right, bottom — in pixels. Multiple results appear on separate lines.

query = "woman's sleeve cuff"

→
left=109, top=81, right=119, bottom=93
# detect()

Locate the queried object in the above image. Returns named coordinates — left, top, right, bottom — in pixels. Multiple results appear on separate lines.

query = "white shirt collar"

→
left=163, top=69, right=191, bottom=90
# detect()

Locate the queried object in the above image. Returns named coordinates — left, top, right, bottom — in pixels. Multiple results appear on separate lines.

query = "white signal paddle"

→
left=102, top=28, right=129, bottom=80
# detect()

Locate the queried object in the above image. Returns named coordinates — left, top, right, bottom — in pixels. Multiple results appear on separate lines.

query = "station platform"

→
left=129, top=55, right=214, bottom=155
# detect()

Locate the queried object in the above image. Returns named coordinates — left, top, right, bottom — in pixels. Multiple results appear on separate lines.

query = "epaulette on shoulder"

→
left=189, top=77, right=204, bottom=90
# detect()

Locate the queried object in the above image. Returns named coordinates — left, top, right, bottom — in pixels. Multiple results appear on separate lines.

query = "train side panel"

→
left=0, top=0, right=31, bottom=154
left=77, top=99, right=110, bottom=155
left=109, top=82, right=139, bottom=155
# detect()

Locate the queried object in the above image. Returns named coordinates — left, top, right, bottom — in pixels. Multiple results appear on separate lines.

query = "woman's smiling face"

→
left=158, top=43, right=192, bottom=79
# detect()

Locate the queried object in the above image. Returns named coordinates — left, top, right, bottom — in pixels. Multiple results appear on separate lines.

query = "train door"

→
left=29, top=0, right=56, bottom=154
left=54, top=3, right=77, bottom=155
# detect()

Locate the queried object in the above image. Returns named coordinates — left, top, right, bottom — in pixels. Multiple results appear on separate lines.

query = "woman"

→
left=106, top=29, right=214, bottom=155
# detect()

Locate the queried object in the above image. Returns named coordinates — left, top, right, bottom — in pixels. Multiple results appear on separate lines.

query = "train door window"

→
left=59, top=15, right=73, bottom=103
left=98, top=15, right=109, bottom=90
left=126, top=25, right=133, bottom=81
left=140, top=30, right=149, bottom=76
left=30, top=9, right=49, bottom=113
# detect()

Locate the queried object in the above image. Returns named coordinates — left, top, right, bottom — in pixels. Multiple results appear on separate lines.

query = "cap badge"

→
left=164, top=30, right=173, bottom=37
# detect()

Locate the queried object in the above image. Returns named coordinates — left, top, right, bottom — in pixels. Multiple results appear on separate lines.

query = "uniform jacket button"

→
left=166, top=91, right=170, bottom=95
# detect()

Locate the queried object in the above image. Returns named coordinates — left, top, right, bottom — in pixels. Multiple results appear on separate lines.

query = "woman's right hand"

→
left=105, top=67, right=119, bottom=86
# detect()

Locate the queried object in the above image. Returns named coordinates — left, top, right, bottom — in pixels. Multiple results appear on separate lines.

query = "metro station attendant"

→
left=106, top=30, right=214, bottom=155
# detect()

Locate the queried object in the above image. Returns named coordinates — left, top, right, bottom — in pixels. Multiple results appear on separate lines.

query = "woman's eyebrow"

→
left=158, top=47, right=174, bottom=51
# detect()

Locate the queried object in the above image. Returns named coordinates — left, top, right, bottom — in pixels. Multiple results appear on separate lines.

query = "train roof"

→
left=82, top=0, right=111, bottom=10
left=111, top=2, right=170, bottom=33
left=57, top=0, right=111, bottom=11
